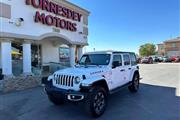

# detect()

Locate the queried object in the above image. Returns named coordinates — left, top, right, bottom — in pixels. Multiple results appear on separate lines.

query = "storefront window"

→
left=59, top=46, right=70, bottom=66
left=31, top=44, right=42, bottom=75
left=12, top=42, right=23, bottom=76
left=31, top=44, right=41, bottom=68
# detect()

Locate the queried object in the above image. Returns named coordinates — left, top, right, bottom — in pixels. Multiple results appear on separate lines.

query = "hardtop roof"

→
left=84, top=50, right=135, bottom=55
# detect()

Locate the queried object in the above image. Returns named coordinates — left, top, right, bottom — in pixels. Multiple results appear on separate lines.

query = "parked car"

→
left=141, top=57, right=153, bottom=64
left=151, top=56, right=159, bottom=62
left=137, top=57, right=142, bottom=64
left=170, top=56, right=177, bottom=62
left=151, top=55, right=163, bottom=62
left=157, top=56, right=163, bottom=62
left=162, top=56, right=172, bottom=62
left=42, top=51, right=140, bottom=117
left=175, top=56, right=180, bottom=62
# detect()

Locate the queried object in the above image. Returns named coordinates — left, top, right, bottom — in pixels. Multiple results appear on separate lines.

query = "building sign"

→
left=25, top=0, right=82, bottom=32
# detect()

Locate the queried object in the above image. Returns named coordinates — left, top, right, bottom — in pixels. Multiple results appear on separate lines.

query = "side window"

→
left=123, top=54, right=130, bottom=65
left=113, top=55, right=122, bottom=66
left=130, top=54, right=137, bottom=66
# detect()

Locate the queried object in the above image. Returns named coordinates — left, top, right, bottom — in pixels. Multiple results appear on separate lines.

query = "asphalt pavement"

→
left=0, top=63, right=179, bottom=120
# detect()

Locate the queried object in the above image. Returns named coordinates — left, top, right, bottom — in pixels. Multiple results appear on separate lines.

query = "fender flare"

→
left=80, top=76, right=109, bottom=92
left=81, top=76, right=106, bottom=85
left=130, top=70, right=140, bottom=81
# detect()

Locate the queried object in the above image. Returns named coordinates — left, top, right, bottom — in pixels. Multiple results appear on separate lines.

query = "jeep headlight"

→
left=75, top=76, right=81, bottom=84
left=47, top=75, right=53, bottom=81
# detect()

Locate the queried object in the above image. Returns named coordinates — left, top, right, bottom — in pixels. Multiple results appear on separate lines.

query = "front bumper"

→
left=44, top=81, right=88, bottom=102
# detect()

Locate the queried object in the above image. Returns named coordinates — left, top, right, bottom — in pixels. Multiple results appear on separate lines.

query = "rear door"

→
left=122, top=54, right=132, bottom=83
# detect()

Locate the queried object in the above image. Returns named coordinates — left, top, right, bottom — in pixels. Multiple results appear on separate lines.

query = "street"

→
left=0, top=63, right=180, bottom=120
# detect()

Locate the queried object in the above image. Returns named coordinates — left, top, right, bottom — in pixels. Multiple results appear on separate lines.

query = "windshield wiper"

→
left=79, top=63, right=102, bottom=67
left=87, top=64, right=103, bottom=67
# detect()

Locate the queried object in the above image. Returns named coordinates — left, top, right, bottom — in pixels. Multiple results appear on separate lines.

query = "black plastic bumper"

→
left=44, top=81, right=88, bottom=102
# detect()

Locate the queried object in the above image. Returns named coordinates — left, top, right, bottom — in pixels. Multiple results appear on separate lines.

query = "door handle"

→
left=120, top=69, right=125, bottom=72
left=128, top=68, right=131, bottom=70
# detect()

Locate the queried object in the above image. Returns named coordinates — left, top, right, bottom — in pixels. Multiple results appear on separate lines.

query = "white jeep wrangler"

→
left=43, top=51, right=140, bottom=117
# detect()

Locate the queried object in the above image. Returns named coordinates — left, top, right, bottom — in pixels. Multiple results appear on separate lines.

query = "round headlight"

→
left=75, top=76, right=81, bottom=84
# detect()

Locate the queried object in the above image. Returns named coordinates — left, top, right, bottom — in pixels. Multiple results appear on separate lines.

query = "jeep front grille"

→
left=54, top=74, right=74, bottom=87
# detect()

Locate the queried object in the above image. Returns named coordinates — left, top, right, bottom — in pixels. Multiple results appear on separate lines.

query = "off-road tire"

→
left=85, top=87, right=108, bottom=118
left=48, top=94, right=64, bottom=105
left=128, top=73, right=140, bottom=92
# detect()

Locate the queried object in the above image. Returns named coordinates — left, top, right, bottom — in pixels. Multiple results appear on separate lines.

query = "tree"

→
left=139, top=43, right=156, bottom=56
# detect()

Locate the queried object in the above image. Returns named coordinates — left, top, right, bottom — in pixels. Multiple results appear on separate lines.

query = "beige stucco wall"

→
left=41, top=40, right=60, bottom=64
left=165, top=42, right=180, bottom=50
left=157, top=44, right=165, bottom=55
left=0, top=2, right=11, bottom=19
left=164, top=41, right=180, bottom=56
left=0, top=0, right=89, bottom=46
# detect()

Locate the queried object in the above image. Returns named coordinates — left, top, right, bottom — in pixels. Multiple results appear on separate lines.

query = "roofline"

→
left=0, top=32, right=88, bottom=46
left=164, top=40, right=180, bottom=43
left=112, top=51, right=135, bottom=54
left=64, top=0, right=90, bottom=15
left=84, top=50, right=135, bottom=54
left=157, top=43, right=164, bottom=45
left=164, top=37, right=180, bottom=43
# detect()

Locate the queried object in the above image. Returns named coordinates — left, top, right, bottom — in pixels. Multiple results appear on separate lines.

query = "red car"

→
left=170, top=56, right=177, bottom=62
left=175, top=56, right=180, bottom=62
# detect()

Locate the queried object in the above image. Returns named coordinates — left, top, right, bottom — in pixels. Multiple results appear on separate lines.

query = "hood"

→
left=54, top=66, right=108, bottom=76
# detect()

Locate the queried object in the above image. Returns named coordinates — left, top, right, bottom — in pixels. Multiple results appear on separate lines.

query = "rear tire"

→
left=85, top=87, right=108, bottom=118
left=48, top=94, right=64, bottom=105
left=128, top=73, right=140, bottom=92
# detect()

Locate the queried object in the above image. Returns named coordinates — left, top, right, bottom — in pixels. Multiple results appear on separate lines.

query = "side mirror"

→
left=112, top=61, right=119, bottom=69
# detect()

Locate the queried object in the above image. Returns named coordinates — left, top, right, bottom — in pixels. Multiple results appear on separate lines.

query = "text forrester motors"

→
left=25, top=0, right=82, bottom=32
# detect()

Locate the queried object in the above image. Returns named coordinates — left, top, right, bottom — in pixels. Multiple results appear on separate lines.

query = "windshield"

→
left=79, top=54, right=111, bottom=65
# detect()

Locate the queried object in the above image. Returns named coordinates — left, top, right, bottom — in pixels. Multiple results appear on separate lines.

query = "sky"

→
left=71, top=0, right=179, bottom=54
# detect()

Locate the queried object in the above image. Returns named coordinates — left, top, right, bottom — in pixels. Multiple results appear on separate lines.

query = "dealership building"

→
left=0, top=0, right=90, bottom=77
left=157, top=37, right=180, bottom=57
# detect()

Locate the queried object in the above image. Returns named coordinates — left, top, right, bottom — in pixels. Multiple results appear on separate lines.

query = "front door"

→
left=122, top=54, right=132, bottom=82
left=111, top=54, right=124, bottom=89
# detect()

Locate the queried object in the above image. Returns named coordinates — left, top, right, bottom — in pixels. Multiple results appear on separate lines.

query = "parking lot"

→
left=0, top=63, right=179, bottom=120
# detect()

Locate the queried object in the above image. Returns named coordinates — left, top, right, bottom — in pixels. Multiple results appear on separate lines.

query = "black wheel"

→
left=48, top=94, right=64, bottom=105
left=86, top=87, right=108, bottom=118
left=128, top=73, right=140, bottom=92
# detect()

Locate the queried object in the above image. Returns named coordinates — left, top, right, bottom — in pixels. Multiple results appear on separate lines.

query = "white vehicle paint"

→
left=45, top=50, right=140, bottom=117
left=47, top=51, right=139, bottom=92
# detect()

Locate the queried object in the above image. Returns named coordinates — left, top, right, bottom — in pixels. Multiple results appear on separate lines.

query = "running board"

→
left=110, top=82, right=132, bottom=94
